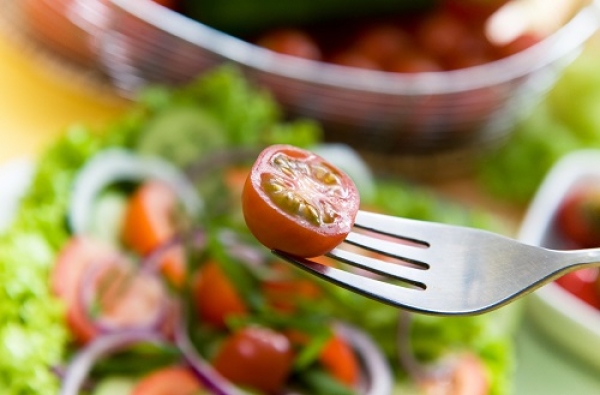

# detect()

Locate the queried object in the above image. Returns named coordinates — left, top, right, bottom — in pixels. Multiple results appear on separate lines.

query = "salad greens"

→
left=477, top=47, right=600, bottom=204
left=0, top=65, right=516, bottom=394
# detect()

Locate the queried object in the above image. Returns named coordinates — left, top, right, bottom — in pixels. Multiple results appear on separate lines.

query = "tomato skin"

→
left=131, top=366, right=203, bottom=395
left=556, top=185, right=600, bottom=248
left=242, top=145, right=360, bottom=258
left=122, top=181, right=186, bottom=286
left=192, top=261, right=247, bottom=328
left=212, top=326, right=295, bottom=394
left=319, top=333, right=360, bottom=387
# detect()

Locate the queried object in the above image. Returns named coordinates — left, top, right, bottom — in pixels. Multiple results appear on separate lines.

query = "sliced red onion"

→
left=69, top=149, right=202, bottom=235
left=174, top=319, right=248, bottom=395
left=59, top=330, right=166, bottom=395
left=335, top=323, right=394, bottom=395
left=79, top=256, right=170, bottom=334
left=140, top=229, right=207, bottom=274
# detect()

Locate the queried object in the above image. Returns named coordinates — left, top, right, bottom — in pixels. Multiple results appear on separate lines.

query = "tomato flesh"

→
left=242, top=145, right=360, bottom=257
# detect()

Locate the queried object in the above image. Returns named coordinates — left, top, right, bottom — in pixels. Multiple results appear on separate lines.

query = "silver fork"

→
left=273, top=210, right=600, bottom=316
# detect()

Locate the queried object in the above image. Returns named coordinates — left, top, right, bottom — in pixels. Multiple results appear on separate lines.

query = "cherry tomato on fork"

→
left=242, top=145, right=360, bottom=258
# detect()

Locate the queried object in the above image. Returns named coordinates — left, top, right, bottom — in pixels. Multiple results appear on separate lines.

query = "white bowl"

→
left=518, top=149, right=600, bottom=371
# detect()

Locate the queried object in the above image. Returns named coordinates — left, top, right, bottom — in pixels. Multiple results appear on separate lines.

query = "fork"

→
left=273, top=210, right=600, bottom=316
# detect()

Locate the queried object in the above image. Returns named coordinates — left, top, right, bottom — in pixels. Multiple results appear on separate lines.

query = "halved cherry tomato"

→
left=256, top=29, right=322, bottom=60
left=122, top=181, right=186, bottom=287
left=52, top=237, right=167, bottom=344
left=319, top=333, right=360, bottom=387
left=242, top=145, right=360, bottom=257
left=212, top=326, right=295, bottom=394
left=556, top=185, right=600, bottom=248
left=192, top=261, right=247, bottom=328
left=131, top=366, right=203, bottom=395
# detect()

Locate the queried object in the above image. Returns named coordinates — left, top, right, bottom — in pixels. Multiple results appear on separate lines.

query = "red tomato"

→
left=242, top=145, right=360, bottom=258
left=212, top=326, right=295, bottom=394
left=52, top=237, right=167, bottom=344
left=416, top=12, right=470, bottom=59
left=256, top=29, right=322, bottom=60
left=122, top=181, right=186, bottom=287
left=192, top=261, right=247, bottom=328
left=556, top=185, right=600, bottom=248
left=319, top=333, right=360, bottom=387
left=131, top=366, right=203, bottom=395
left=386, top=51, right=444, bottom=73
left=329, top=51, right=382, bottom=70
left=556, top=269, right=600, bottom=309
left=352, top=24, right=412, bottom=67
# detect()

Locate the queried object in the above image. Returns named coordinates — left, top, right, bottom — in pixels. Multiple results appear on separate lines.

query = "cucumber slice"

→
left=91, top=376, right=137, bottom=395
left=137, top=106, right=228, bottom=168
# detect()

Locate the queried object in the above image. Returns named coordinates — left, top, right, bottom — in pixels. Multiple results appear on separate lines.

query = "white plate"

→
left=519, top=149, right=600, bottom=371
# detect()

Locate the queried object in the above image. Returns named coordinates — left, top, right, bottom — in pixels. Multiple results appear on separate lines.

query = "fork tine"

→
left=354, top=211, right=439, bottom=244
left=273, top=250, right=431, bottom=314
left=344, top=232, right=430, bottom=268
left=328, top=247, right=428, bottom=288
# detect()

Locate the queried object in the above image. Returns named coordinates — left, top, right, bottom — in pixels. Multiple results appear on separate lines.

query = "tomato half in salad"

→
left=242, top=145, right=360, bottom=257
left=122, top=180, right=187, bottom=287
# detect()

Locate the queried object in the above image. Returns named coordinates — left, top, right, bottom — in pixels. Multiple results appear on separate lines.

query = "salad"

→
left=0, top=66, right=516, bottom=395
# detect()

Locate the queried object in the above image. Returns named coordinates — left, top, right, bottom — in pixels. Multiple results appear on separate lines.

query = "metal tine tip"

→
left=327, top=247, right=428, bottom=289
left=354, top=211, right=433, bottom=247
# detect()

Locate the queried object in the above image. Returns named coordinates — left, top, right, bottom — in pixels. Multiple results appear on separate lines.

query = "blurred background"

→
left=2, top=0, right=600, bottom=393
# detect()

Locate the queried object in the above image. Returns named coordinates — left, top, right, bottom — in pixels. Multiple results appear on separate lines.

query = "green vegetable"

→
left=0, top=65, right=319, bottom=395
left=91, top=376, right=137, bottom=395
left=477, top=48, right=600, bottom=204
left=0, top=64, right=515, bottom=394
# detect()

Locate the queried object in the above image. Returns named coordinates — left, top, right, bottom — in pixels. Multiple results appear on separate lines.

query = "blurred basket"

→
left=18, top=0, right=600, bottom=179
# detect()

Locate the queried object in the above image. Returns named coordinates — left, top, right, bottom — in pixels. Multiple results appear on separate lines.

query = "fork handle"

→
left=557, top=248, right=600, bottom=273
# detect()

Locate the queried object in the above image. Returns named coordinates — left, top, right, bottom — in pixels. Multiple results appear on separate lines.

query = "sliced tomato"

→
left=52, top=237, right=169, bottom=344
left=192, top=261, right=248, bottom=328
left=212, top=326, right=295, bottom=394
left=122, top=180, right=186, bottom=286
left=319, top=332, right=360, bottom=387
left=242, top=145, right=360, bottom=258
left=131, top=366, right=203, bottom=395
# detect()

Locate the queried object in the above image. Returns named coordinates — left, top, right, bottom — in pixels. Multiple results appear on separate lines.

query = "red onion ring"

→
left=174, top=317, right=248, bottom=395
left=79, top=256, right=170, bottom=334
left=59, top=330, right=167, bottom=395
left=335, top=322, right=394, bottom=395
